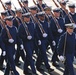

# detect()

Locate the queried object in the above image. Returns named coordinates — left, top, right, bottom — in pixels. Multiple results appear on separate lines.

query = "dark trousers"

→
left=51, top=48, right=59, bottom=63
left=0, top=54, right=6, bottom=66
left=33, top=40, right=39, bottom=56
left=51, top=37, right=59, bottom=63
left=36, top=39, right=50, bottom=69
left=4, top=45, right=19, bottom=75
left=15, top=46, right=25, bottom=63
left=0, top=39, right=6, bottom=66
left=24, top=41, right=36, bottom=73
left=64, top=54, right=75, bottom=75
left=4, top=54, right=19, bottom=75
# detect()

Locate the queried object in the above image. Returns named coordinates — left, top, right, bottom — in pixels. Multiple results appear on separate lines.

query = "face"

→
left=45, top=10, right=51, bottom=15
left=6, top=20, right=13, bottom=26
left=38, top=15, right=45, bottom=21
left=23, top=3, right=28, bottom=7
left=69, top=8, right=75, bottom=13
left=30, top=10, right=37, bottom=15
left=1, top=15, right=6, bottom=20
left=16, top=12, right=22, bottom=17
left=67, top=27, right=74, bottom=33
left=38, top=0, right=42, bottom=5
left=60, top=3, right=66, bottom=8
left=54, top=12, right=60, bottom=18
left=24, top=17, right=30, bottom=22
left=6, top=5, right=11, bottom=10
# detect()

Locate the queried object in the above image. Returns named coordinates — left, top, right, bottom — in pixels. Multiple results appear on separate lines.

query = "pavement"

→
left=0, top=48, right=76, bottom=75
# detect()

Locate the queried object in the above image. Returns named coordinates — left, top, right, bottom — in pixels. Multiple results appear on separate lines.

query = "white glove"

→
left=8, top=39, right=14, bottom=43
left=38, top=40, right=41, bottom=45
left=13, top=54, right=15, bottom=60
left=20, top=44, right=24, bottom=50
left=58, top=29, right=63, bottom=33
left=43, top=33, right=47, bottom=38
left=2, top=51, right=6, bottom=56
left=27, top=35, right=32, bottom=40
left=52, top=40, right=56, bottom=46
left=73, top=24, right=76, bottom=28
left=59, top=55, right=65, bottom=62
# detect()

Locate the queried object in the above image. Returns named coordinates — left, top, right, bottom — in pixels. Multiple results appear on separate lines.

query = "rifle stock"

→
left=53, top=0, right=75, bottom=24
left=23, top=22, right=31, bottom=36
left=60, top=3, right=75, bottom=23
left=17, top=0, right=23, bottom=7
left=33, top=0, right=36, bottom=5
left=52, top=0, right=59, bottom=7
left=50, top=11, right=61, bottom=29
left=0, top=18, right=12, bottom=39
left=0, top=0, right=6, bottom=10
left=31, top=14, right=46, bottom=34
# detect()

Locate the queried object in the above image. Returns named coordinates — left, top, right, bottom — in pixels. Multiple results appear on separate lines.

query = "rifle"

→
left=60, top=3, right=75, bottom=23
left=40, top=0, right=62, bottom=30
left=50, top=11, right=62, bottom=29
left=0, top=18, right=12, bottom=39
left=12, top=2, right=17, bottom=10
left=31, top=14, right=46, bottom=34
left=12, top=2, right=21, bottom=26
left=53, top=0, right=75, bottom=23
left=52, top=0, right=59, bottom=7
left=23, top=22, right=31, bottom=36
left=33, top=0, right=44, bottom=11
left=33, top=0, right=51, bottom=23
left=0, top=0, right=6, bottom=10
left=17, top=0, right=23, bottom=7
left=33, top=0, right=36, bottom=5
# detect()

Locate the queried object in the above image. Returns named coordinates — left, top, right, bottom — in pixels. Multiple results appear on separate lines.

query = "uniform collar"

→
left=67, top=31, right=73, bottom=35
left=56, top=17, right=60, bottom=19
left=7, top=25, right=13, bottom=28
left=39, top=19, right=44, bottom=23
left=25, top=22, right=30, bottom=24
left=70, top=12, right=75, bottom=15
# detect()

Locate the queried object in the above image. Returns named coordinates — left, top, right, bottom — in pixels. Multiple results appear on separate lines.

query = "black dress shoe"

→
left=16, top=62, right=21, bottom=66
left=48, top=68, right=54, bottom=73
left=37, top=67, right=44, bottom=72
left=23, top=71, right=31, bottom=75
left=52, top=62, right=59, bottom=67
left=0, top=66, right=5, bottom=70
left=32, top=72, right=38, bottom=75
left=47, top=46, right=50, bottom=50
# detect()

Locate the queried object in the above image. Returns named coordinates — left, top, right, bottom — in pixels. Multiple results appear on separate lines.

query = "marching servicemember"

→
left=29, top=5, right=40, bottom=55
left=5, top=1, right=15, bottom=17
left=57, top=23, right=76, bottom=75
left=65, top=3, right=76, bottom=24
left=44, top=6, right=56, bottom=54
left=52, top=0, right=68, bottom=23
left=36, top=11, right=54, bottom=74
left=13, top=8, right=23, bottom=28
left=44, top=7, right=52, bottom=21
left=1, top=16, right=20, bottom=75
left=65, top=3, right=76, bottom=32
left=50, top=8, right=65, bottom=67
left=18, top=12, right=38, bottom=75
left=65, top=3, right=76, bottom=58
left=21, top=0, right=29, bottom=13
left=33, top=0, right=46, bottom=11
left=0, top=11, right=7, bottom=70
left=13, top=9, right=25, bottom=66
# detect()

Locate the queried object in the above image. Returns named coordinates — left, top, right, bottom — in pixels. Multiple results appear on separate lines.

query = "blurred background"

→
left=0, top=0, right=76, bottom=11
